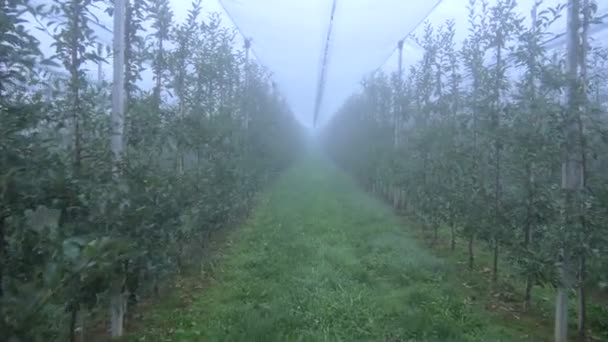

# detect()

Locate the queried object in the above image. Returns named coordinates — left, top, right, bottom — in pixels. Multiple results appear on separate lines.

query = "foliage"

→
left=323, top=0, right=608, bottom=338
left=0, top=0, right=302, bottom=339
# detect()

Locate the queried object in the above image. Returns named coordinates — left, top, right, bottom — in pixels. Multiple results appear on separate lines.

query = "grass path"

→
left=123, top=154, right=544, bottom=341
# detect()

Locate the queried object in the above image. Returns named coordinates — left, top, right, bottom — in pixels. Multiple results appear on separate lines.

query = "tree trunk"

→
left=69, top=305, right=78, bottom=342
left=384, top=182, right=389, bottom=199
left=392, top=186, right=399, bottom=208
left=492, top=27, right=503, bottom=287
left=179, top=152, right=185, bottom=174
left=492, top=240, right=499, bottom=285
left=524, top=273, right=533, bottom=311
left=450, top=220, right=456, bottom=251
left=154, top=37, right=164, bottom=111
left=97, top=43, right=103, bottom=82
left=153, top=283, right=159, bottom=297
left=70, top=0, right=81, bottom=176
left=523, top=163, right=533, bottom=311
left=468, top=234, right=474, bottom=270
left=0, top=215, right=4, bottom=298
left=577, top=253, right=586, bottom=342
left=176, top=243, right=183, bottom=273
left=73, top=115, right=81, bottom=175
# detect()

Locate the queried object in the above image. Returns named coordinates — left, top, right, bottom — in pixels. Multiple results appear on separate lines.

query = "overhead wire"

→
left=312, top=0, right=442, bottom=127
left=216, top=0, right=445, bottom=127
left=217, top=0, right=262, bottom=70
left=312, top=0, right=338, bottom=127
left=372, top=0, right=443, bottom=74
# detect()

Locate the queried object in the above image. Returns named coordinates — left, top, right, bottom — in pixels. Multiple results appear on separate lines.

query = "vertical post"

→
left=523, top=5, right=538, bottom=312
left=397, top=39, right=404, bottom=84
left=244, top=38, right=251, bottom=130
left=395, top=39, right=404, bottom=148
left=563, top=0, right=583, bottom=207
left=110, top=0, right=126, bottom=338
left=111, top=0, right=126, bottom=170
left=576, top=0, right=590, bottom=340
left=70, top=0, right=82, bottom=176
left=556, top=0, right=583, bottom=341
left=491, top=19, right=504, bottom=287
left=391, top=39, right=405, bottom=208
left=241, top=38, right=253, bottom=198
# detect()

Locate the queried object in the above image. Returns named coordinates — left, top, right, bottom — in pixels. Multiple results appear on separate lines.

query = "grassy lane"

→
left=123, top=154, right=545, bottom=341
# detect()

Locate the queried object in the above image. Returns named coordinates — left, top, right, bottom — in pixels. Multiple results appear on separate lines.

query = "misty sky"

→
left=30, top=0, right=608, bottom=128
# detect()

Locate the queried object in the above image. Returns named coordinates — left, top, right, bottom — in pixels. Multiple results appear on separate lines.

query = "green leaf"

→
left=63, top=239, right=82, bottom=261
left=24, top=205, right=61, bottom=237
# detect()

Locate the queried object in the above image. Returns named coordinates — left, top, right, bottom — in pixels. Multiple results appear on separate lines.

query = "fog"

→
left=30, top=0, right=608, bottom=128
left=5, top=1, right=608, bottom=340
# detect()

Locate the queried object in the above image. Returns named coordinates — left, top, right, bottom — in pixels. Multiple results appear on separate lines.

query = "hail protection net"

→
left=220, top=0, right=608, bottom=127
left=219, top=0, right=442, bottom=127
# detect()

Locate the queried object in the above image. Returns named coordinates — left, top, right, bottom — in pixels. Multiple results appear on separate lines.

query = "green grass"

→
left=404, top=207, right=607, bottom=341
left=120, top=153, right=550, bottom=341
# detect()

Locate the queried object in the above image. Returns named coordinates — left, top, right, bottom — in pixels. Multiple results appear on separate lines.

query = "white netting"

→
left=220, top=0, right=608, bottom=127
left=219, top=0, right=442, bottom=126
